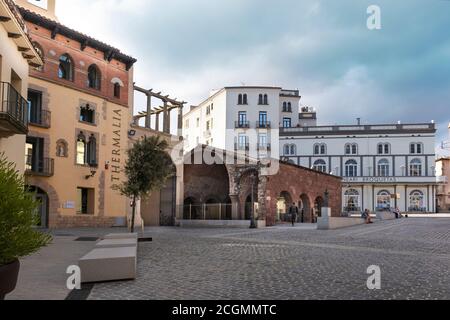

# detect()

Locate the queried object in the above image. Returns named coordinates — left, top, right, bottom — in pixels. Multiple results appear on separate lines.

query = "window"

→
left=80, top=104, right=95, bottom=124
left=282, top=102, right=287, bottom=112
left=237, top=134, right=248, bottom=150
left=258, top=133, right=267, bottom=147
left=410, top=143, right=423, bottom=154
left=409, top=158, right=422, bottom=176
left=313, top=159, right=327, bottom=173
left=238, top=94, right=243, bottom=105
left=56, top=139, right=68, bottom=157
left=345, top=159, right=358, bottom=177
left=283, top=118, right=292, bottom=128
left=288, top=102, right=292, bottom=112
left=259, top=111, right=268, bottom=127
left=283, top=144, right=296, bottom=156
left=87, top=64, right=101, bottom=90
left=76, top=133, right=86, bottom=165
left=377, top=190, right=392, bottom=211
left=377, top=143, right=390, bottom=155
left=196, top=118, right=200, bottom=127
left=409, top=190, right=424, bottom=211
left=238, top=111, right=247, bottom=127
left=238, top=94, right=247, bottom=105
left=77, top=187, right=94, bottom=215
left=113, top=82, right=121, bottom=98
left=87, top=135, right=97, bottom=166
left=290, top=144, right=296, bottom=156
left=206, top=120, right=211, bottom=130
left=58, top=54, right=74, bottom=81
left=206, top=105, right=211, bottom=115
left=243, top=94, right=247, bottom=105
left=344, top=189, right=360, bottom=211
left=313, top=143, right=326, bottom=155
left=258, top=94, right=263, bottom=105
left=263, top=94, right=268, bottom=105
left=345, top=143, right=358, bottom=155
left=377, top=159, right=390, bottom=177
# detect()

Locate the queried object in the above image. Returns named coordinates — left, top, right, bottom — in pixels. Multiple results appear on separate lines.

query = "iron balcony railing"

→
left=0, top=82, right=28, bottom=132
left=234, top=143, right=250, bottom=151
left=257, top=143, right=272, bottom=151
left=257, top=121, right=271, bottom=129
left=25, top=154, right=54, bottom=177
left=29, top=109, right=51, bottom=128
left=235, top=121, right=250, bottom=129
left=344, top=207, right=362, bottom=212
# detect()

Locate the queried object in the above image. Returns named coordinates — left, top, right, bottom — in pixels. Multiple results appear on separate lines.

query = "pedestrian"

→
left=362, top=209, right=373, bottom=224
left=289, top=203, right=299, bottom=226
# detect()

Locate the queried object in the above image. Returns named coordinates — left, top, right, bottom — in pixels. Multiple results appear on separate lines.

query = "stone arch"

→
left=26, top=178, right=60, bottom=228
left=277, top=191, right=293, bottom=221
left=314, top=196, right=324, bottom=218
left=299, top=193, right=313, bottom=223
left=237, top=168, right=259, bottom=220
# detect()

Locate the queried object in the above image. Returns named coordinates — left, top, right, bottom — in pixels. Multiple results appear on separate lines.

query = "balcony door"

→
left=28, top=90, right=43, bottom=125
left=26, top=137, right=44, bottom=173
left=259, top=112, right=267, bottom=126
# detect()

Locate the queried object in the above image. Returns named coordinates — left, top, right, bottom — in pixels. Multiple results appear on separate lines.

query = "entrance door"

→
left=35, top=194, right=48, bottom=228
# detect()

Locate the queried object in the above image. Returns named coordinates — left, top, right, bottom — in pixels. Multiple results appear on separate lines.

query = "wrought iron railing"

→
left=29, top=109, right=51, bottom=128
left=25, top=154, right=54, bottom=177
left=235, top=121, right=250, bottom=129
left=257, top=121, right=271, bottom=129
left=0, top=82, right=28, bottom=131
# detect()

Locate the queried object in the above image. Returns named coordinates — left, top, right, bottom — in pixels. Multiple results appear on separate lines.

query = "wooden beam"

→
left=0, top=16, right=11, bottom=22
left=51, top=26, right=59, bottom=39
left=8, top=32, right=21, bottom=39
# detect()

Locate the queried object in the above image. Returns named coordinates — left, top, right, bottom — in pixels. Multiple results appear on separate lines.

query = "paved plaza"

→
left=8, top=218, right=450, bottom=300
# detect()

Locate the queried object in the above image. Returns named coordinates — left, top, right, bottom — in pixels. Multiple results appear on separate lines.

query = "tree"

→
left=114, top=135, right=174, bottom=233
left=0, top=153, right=52, bottom=266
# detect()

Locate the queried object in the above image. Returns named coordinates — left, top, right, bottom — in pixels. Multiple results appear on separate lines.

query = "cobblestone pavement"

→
left=88, top=218, right=450, bottom=300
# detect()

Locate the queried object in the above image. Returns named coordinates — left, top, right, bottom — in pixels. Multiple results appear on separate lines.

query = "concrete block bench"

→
left=318, top=217, right=367, bottom=230
left=96, top=238, right=137, bottom=249
left=79, top=247, right=137, bottom=283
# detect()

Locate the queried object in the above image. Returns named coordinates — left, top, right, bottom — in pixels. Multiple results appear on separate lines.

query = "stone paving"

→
left=87, top=218, right=450, bottom=300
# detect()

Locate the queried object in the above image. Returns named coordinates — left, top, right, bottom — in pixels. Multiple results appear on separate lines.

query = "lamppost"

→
left=250, top=172, right=257, bottom=229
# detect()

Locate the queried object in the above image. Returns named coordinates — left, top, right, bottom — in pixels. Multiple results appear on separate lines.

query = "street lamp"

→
left=250, top=172, right=257, bottom=229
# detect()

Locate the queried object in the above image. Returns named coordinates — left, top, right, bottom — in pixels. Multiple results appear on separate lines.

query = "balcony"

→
left=256, top=121, right=271, bottom=129
left=0, top=82, right=28, bottom=137
left=235, top=121, right=250, bottom=129
left=29, top=110, right=51, bottom=128
left=25, top=155, right=54, bottom=177
left=257, top=143, right=271, bottom=151
left=234, top=143, right=249, bottom=151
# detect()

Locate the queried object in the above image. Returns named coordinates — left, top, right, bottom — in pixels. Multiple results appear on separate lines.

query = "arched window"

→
left=32, top=42, right=44, bottom=71
left=243, top=94, right=248, bottom=105
left=56, top=139, right=68, bottom=158
left=345, top=144, right=351, bottom=155
left=290, top=144, right=296, bottom=156
left=113, top=82, right=121, bottom=98
left=352, top=144, right=358, bottom=155
left=313, top=159, right=327, bottom=173
left=344, top=189, right=360, bottom=211
left=377, top=159, right=390, bottom=177
left=284, top=144, right=290, bottom=156
left=87, top=135, right=97, bottom=166
left=320, top=144, right=326, bottom=155
left=287, top=102, right=292, bottom=112
left=410, top=143, right=423, bottom=154
left=409, top=190, right=424, bottom=211
left=258, top=94, right=263, bottom=105
left=314, top=143, right=326, bottom=155
left=58, top=54, right=74, bottom=81
left=80, top=104, right=95, bottom=124
left=314, top=144, right=320, bottom=155
left=282, top=102, right=287, bottom=112
left=345, top=159, right=358, bottom=177
left=76, top=133, right=86, bottom=165
left=378, top=143, right=390, bottom=155
left=409, top=158, right=422, bottom=176
left=87, top=64, right=101, bottom=90
left=238, top=94, right=243, bottom=105
left=376, top=190, right=392, bottom=211
left=263, top=94, right=268, bottom=105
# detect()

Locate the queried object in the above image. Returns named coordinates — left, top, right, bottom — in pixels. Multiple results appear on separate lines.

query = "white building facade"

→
left=280, top=114, right=437, bottom=213
left=183, top=86, right=301, bottom=159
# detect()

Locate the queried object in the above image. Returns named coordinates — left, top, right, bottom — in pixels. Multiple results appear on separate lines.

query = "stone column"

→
left=230, top=195, right=240, bottom=220
left=178, top=106, right=183, bottom=136
left=163, top=102, right=170, bottom=134
left=145, top=94, right=151, bottom=129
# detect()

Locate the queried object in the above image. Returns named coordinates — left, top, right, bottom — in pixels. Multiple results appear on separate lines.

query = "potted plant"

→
left=0, top=154, right=52, bottom=300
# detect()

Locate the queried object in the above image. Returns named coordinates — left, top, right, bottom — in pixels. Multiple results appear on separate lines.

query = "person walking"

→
left=289, top=203, right=299, bottom=226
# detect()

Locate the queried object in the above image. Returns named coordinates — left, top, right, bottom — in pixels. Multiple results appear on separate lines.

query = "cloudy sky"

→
left=55, top=0, right=450, bottom=154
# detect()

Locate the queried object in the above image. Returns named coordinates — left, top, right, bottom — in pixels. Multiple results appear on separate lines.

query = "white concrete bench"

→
left=96, top=238, right=137, bottom=249
left=318, top=217, right=367, bottom=230
left=79, top=247, right=137, bottom=283
left=103, top=233, right=138, bottom=240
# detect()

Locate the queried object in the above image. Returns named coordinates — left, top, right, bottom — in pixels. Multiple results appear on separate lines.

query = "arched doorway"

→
left=238, top=169, right=258, bottom=220
left=27, top=186, right=49, bottom=228
left=245, top=195, right=252, bottom=220
left=205, top=197, right=220, bottom=220
left=224, top=196, right=232, bottom=220
left=300, top=194, right=311, bottom=223
left=315, top=196, right=324, bottom=218
left=277, top=191, right=293, bottom=222
left=183, top=197, right=200, bottom=220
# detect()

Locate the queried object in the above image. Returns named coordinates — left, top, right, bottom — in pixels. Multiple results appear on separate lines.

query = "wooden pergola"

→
left=134, top=85, right=186, bottom=134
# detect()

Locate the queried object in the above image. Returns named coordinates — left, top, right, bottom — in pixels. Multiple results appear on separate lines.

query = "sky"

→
left=55, top=0, right=450, bottom=156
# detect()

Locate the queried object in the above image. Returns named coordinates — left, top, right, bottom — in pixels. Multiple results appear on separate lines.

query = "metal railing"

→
left=234, top=143, right=250, bottom=151
left=25, top=154, right=54, bottom=177
left=407, top=207, right=427, bottom=212
left=343, top=207, right=362, bottom=212
left=180, top=204, right=234, bottom=220
left=29, top=110, right=51, bottom=128
left=235, top=121, right=250, bottom=129
left=257, top=143, right=271, bottom=151
left=0, top=82, right=28, bottom=131
left=257, top=121, right=271, bottom=129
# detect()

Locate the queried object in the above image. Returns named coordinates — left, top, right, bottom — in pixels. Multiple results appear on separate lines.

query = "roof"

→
left=18, top=6, right=137, bottom=70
